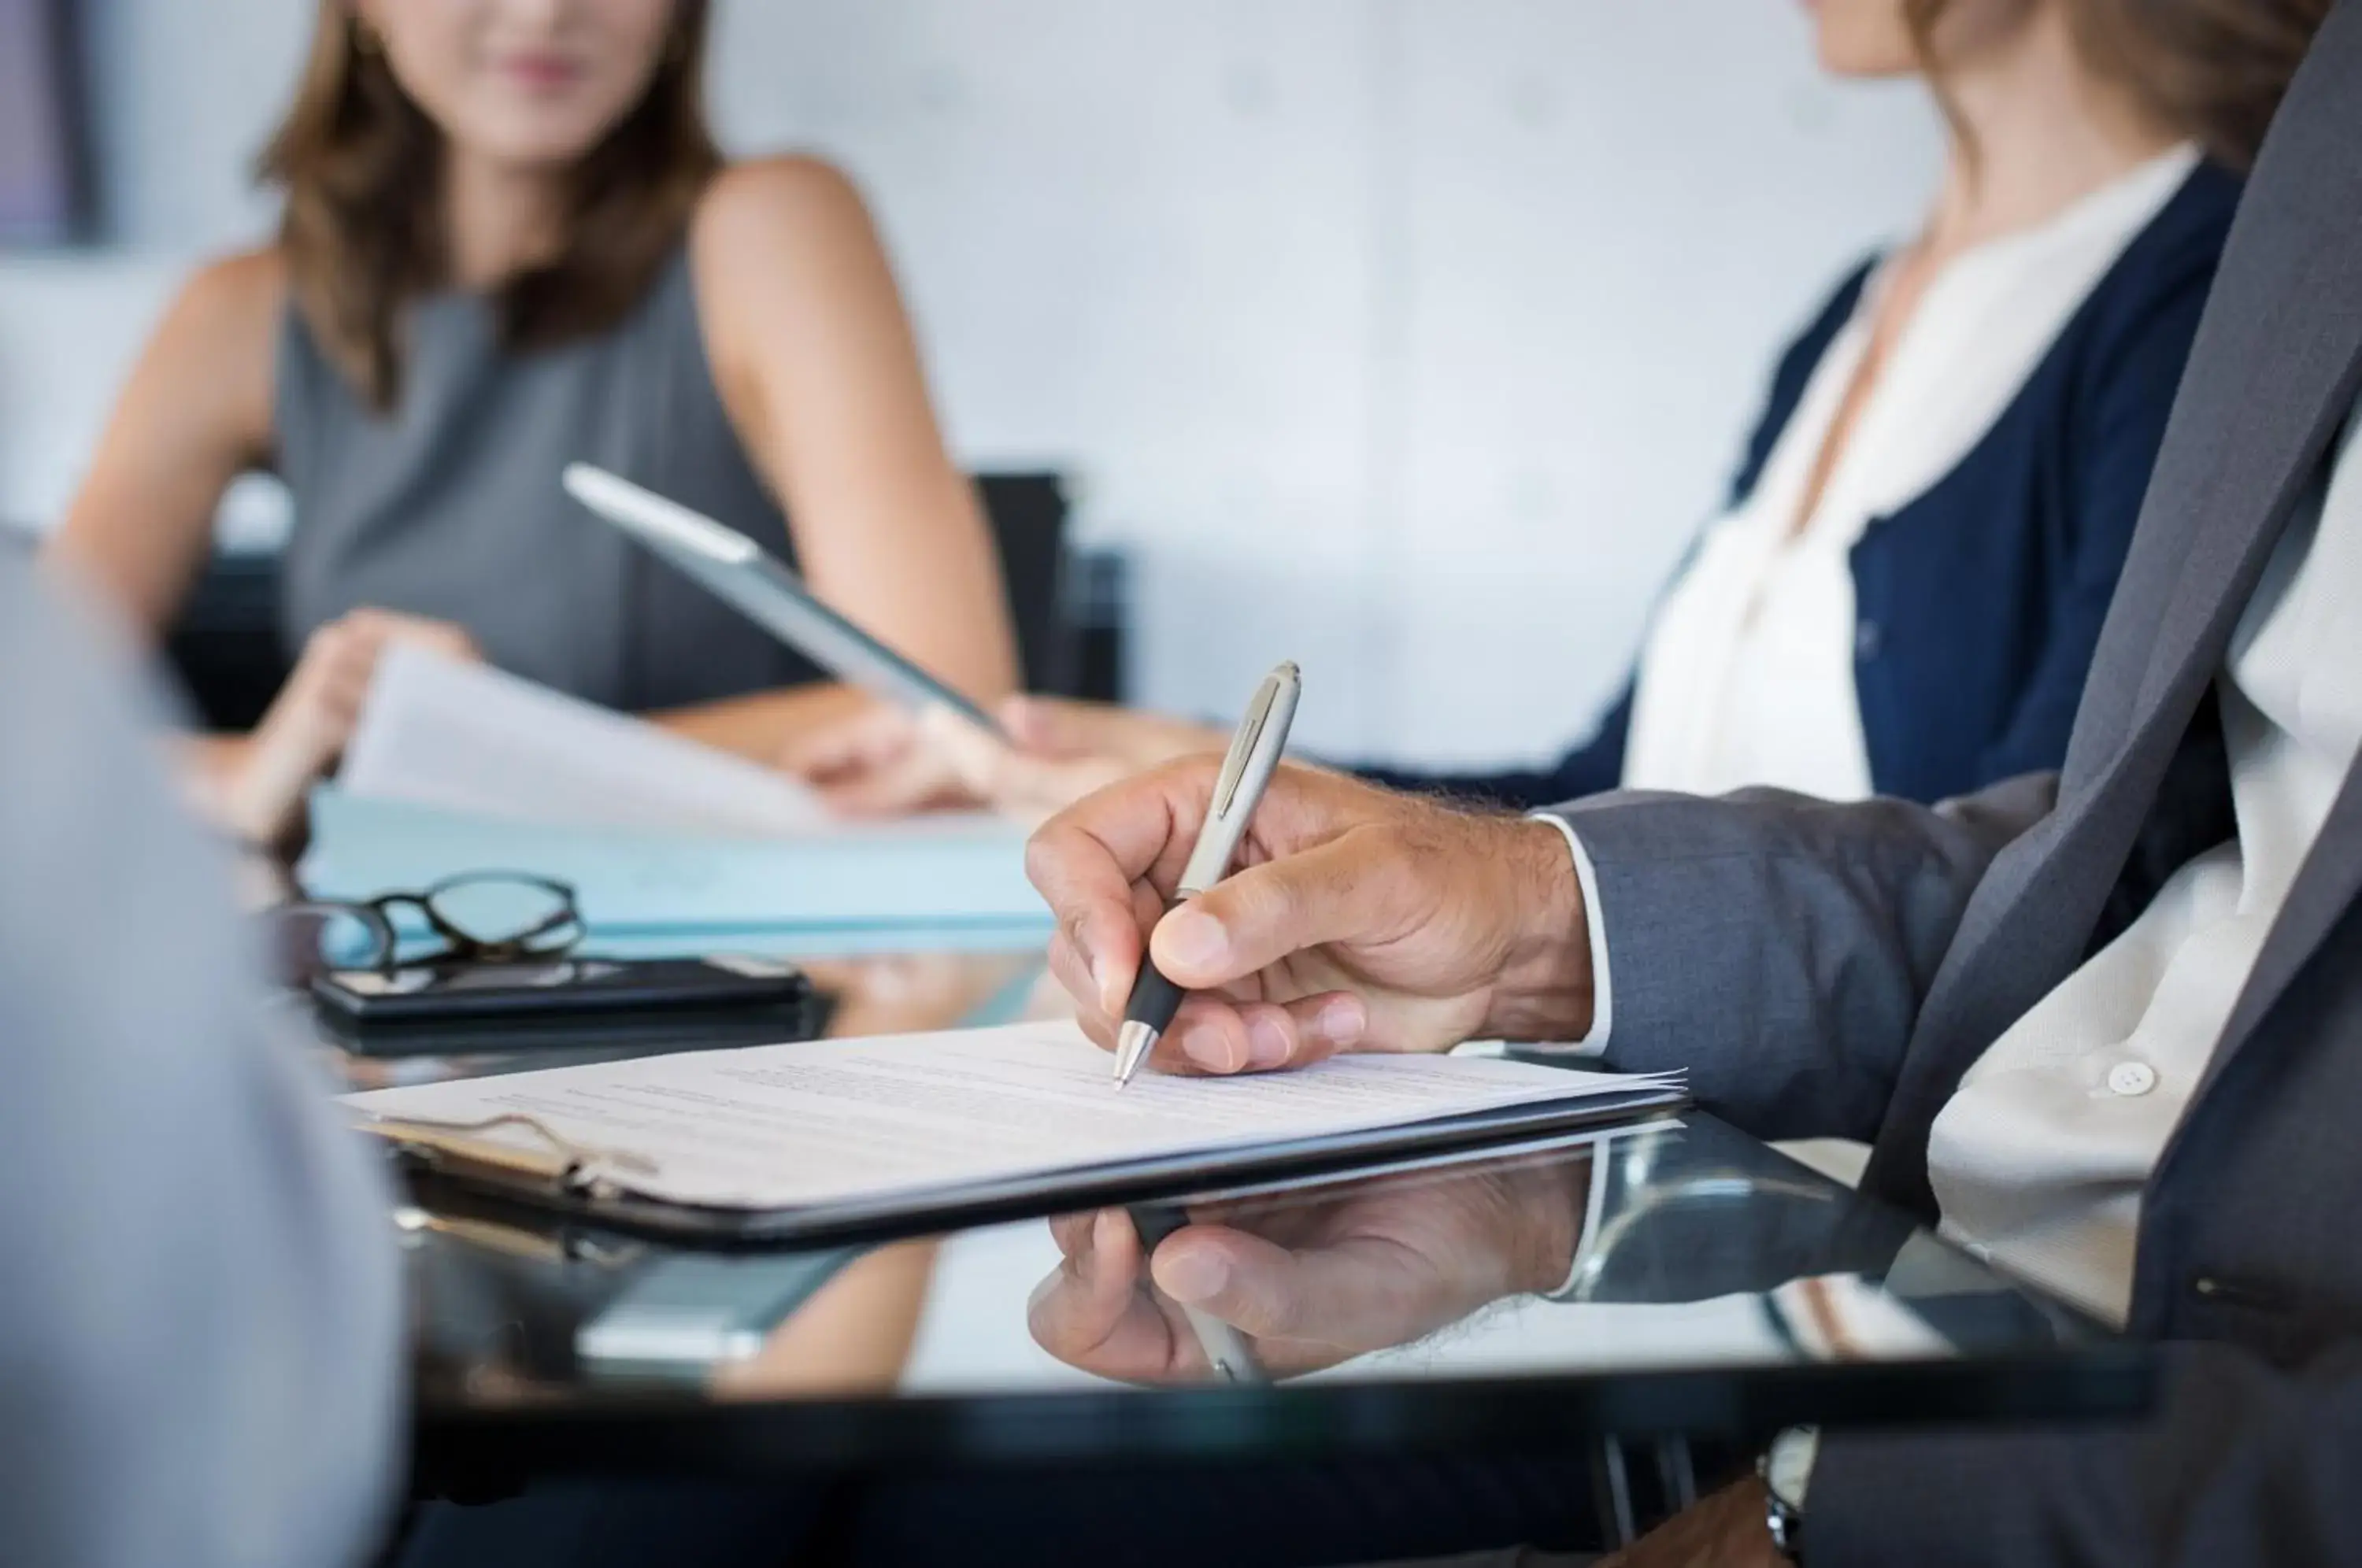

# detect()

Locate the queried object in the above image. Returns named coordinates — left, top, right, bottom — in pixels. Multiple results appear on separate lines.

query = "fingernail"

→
left=1069, top=919, right=1114, bottom=1013
left=1179, top=1020, right=1242, bottom=1073
left=1158, top=1247, right=1228, bottom=1303
left=1092, top=1208, right=1125, bottom=1256
left=1318, top=996, right=1367, bottom=1048
left=1247, top=1013, right=1292, bottom=1070
left=1160, top=906, right=1228, bottom=974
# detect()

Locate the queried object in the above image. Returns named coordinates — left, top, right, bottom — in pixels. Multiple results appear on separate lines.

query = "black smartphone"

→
left=312, top=955, right=823, bottom=1056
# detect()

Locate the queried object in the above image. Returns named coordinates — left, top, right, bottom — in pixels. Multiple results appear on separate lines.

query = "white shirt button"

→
left=2107, top=1061, right=2158, bottom=1096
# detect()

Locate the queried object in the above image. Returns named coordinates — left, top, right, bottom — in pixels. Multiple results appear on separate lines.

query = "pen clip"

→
left=1175, top=662, right=1301, bottom=900
left=1210, top=673, right=1286, bottom=823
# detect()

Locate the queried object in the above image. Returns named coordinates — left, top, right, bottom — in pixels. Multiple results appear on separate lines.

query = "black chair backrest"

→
left=165, top=550, right=287, bottom=731
left=974, top=471, right=1075, bottom=698
left=161, top=471, right=1101, bottom=730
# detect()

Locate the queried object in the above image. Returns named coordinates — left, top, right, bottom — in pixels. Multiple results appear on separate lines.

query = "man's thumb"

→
left=1154, top=838, right=1379, bottom=985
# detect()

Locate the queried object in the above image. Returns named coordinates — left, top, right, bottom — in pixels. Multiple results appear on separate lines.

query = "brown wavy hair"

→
left=1905, top=0, right=2330, bottom=171
left=259, top=1, right=720, bottom=410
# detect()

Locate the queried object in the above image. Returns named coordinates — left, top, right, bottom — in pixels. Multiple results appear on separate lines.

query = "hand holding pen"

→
left=1111, top=661, right=1305, bottom=1087
left=1025, top=701, right=1595, bottom=1074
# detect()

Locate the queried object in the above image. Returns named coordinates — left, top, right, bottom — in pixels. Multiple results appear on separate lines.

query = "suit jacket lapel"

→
left=1865, top=321, right=2362, bottom=1215
left=1860, top=6, right=2362, bottom=1211
left=1984, top=11, right=2362, bottom=937
left=2121, top=265, right=2362, bottom=737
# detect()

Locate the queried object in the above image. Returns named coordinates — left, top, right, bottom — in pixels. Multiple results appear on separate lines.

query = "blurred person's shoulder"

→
left=690, top=154, right=889, bottom=283
left=0, top=550, right=178, bottom=741
left=179, top=245, right=286, bottom=314
left=163, top=246, right=287, bottom=352
left=129, top=246, right=287, bottom=448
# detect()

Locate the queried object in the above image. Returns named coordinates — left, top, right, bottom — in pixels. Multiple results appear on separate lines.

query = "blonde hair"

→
left=1905, top=0, right=2331, bottom=170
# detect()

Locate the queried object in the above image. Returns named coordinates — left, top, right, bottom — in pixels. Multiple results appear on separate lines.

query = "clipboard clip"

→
left=364, top=1112, right=661, bottom=1200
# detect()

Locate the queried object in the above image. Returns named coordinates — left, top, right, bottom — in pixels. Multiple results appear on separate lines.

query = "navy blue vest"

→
left=1365, top=163, right=2242, bottom=808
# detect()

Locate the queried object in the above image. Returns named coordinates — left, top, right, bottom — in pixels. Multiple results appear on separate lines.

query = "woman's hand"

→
left=212, top=609, right=478, bottom=845
left=1005, top=696, right=1225, bottom=772
left=779, top=694, right=1225, bottom=821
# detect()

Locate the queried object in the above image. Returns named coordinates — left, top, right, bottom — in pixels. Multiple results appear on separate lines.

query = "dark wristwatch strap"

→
left=1757, top=1429, right=1816, bottom=1563
left=1763, top=1484, right=1804, bottom=1560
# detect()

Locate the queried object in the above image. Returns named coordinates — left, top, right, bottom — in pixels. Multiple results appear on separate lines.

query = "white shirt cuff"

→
left=1542, top=1128, right=1620, bottom=1300
left=1523, top=812, right=1613, bottom=1057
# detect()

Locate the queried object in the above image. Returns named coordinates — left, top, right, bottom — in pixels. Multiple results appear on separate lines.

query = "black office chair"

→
left=160, top=472, right=1123, bottom=731
left=165, top=549, right=288, bottom=731
left=972, top=472, right=1077, bottom=700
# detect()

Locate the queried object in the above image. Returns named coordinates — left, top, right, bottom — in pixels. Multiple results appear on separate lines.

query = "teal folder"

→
left=300, top=788, right=1053, bottom=955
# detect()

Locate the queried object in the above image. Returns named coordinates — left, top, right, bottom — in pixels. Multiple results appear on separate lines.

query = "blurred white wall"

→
left=0, top=0, right=1939, bottom=764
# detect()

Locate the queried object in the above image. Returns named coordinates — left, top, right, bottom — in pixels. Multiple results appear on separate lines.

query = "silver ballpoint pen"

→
left=1111, top=660, right=1302, bottom=1088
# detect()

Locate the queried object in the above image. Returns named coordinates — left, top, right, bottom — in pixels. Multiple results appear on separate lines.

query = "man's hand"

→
left=1600, top=1477, right=1787, bottom=1568
left=1029, top=1156, right=1591, bottom=1381
left=1025, top=760, right=1593, bottom=1074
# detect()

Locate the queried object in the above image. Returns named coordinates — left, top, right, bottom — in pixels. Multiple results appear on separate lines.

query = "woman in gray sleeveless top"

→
left=274, top=246, right=824, bottom=715
left=47, top=0, right=1016, bottom=845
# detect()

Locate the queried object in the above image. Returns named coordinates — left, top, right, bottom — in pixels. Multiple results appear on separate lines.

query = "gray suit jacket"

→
left=0, top=557, right=402, bottom=1566
left=1555, top=6, right=2362, bottom=1562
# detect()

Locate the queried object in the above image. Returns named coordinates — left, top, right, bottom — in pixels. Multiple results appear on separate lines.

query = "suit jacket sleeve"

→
left=1809, top=1337, right=2362, bottom=1567
left=0, top=563, right=403, bottom=1568
left=1547, top=774, right=2057, bottom=1142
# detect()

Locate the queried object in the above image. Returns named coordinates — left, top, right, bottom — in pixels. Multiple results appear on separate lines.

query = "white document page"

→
left=344, top=1022, right=1681, bottom=1211
left=339, top=643, right=833, bottom=836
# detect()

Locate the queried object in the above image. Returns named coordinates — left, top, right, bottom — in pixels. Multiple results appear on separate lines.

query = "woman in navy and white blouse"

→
left=788, top=0, right=2325, bottom=818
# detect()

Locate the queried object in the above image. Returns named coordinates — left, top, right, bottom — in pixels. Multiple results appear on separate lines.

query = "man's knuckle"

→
left=1022, top=832, right=1067, bottom=892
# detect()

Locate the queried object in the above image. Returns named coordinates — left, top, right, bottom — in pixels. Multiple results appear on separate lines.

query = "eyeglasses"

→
left=271, top=871, right=584, bottom=980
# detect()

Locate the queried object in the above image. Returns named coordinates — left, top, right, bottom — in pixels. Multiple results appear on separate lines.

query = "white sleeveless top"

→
left=1619, top=146, right=2199, bottom=801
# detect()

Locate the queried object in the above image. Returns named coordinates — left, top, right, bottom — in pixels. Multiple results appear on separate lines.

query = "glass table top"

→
left=314, top=950, right=2148, bottom=1484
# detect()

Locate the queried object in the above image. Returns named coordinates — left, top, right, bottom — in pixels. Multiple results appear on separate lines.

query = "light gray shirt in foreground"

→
left=0, top=553, right=402, bottom=1568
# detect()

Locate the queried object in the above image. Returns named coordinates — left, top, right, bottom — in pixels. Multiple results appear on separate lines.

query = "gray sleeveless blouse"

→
left=272, top=249, right=823, bottom=711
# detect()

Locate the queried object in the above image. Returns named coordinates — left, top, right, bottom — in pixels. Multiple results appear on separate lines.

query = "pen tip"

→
left=1113, top=1019, right=1157, bottom=1090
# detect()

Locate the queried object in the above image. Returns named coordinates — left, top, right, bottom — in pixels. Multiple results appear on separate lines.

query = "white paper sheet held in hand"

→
left=339, top=642, right=834, bottom=836
left=343, top=1023, right=1683, bottom=1215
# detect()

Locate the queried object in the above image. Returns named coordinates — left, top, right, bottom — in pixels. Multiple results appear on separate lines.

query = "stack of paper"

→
left=345, top=1021, right=1686, bottom=1229
left=305, top=648, right=1044, bottom=952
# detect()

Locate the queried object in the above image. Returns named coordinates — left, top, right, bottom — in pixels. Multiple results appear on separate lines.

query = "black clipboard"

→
left=362, top=1084, right=1688, bottom=1248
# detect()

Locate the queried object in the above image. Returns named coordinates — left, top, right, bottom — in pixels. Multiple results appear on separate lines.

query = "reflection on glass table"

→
left=401, top=1111, right=2145, bottom=1492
